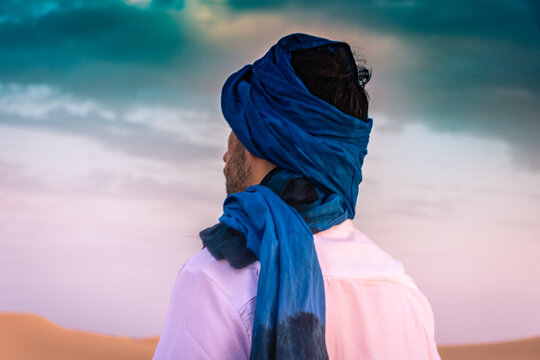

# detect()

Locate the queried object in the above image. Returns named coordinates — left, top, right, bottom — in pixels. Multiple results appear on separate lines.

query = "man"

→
left=153, top=33, right=441, bottom=359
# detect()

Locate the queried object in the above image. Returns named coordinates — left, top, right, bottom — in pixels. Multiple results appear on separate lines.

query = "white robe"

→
left=153, top=219, right=441, bottom=359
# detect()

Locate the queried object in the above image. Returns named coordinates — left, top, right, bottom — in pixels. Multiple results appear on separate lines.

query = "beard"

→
left=224, top=141, right=252, bottom=195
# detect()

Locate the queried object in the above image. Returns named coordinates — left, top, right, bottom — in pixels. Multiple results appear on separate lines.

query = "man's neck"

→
left=259, top=167, right=282, bottom=186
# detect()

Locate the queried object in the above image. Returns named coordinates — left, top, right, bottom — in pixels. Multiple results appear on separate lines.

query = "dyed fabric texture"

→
left=201, top=33, right=373, bottom=359
left=201, top=168, right=349, bottom=359
left=203, top=183, right=329, bottom=359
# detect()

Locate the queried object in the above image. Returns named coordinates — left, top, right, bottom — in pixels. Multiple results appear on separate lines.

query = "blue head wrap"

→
left=201, top=33, right=373, bottom=359
left=222, top=33, right=373, bottom=217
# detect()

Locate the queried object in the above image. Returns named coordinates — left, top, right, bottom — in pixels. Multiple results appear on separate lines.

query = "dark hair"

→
left=290, top=43, right=371, bottom=122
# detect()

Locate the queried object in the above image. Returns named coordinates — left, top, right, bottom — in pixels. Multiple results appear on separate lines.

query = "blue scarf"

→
left=201, top=33, right=373, bottom=359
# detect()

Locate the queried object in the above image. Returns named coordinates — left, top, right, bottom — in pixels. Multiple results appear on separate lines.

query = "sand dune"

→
left=438, top=336, right=540, bottom=360
left=1, top=313, right=539, bottom=359
left=0, top=313, right=158, bottom=360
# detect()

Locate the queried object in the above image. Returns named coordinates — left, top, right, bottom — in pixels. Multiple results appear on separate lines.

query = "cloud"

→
left=226, top=0, right=538, bottom=43
left=385, top=196, right=456, bottom=220
left=0, top=0, right=218, bottom=102
left=0, top=83, right=226, bottom=166
left=0, top=0, right=539, bottom=170
left=0, top=159, right=220, bottom=204
left=0, top=83, right=115, bottom=119
left=0, top=160, right=48, bottom=192
left=0, top=1, right=87, bottom=22
left=151, top=0, right=184, bottom=10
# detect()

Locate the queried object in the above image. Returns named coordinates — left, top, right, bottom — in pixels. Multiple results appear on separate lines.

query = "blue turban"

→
left=201, top=33, right=373, bottom=359
left=222, top=33, right=372, bottom=217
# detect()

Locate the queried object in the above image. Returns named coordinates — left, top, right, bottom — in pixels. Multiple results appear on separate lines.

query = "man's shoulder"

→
left=179, top=248, right=260, bottom=300
left=315, top=220, right=420, bottom=289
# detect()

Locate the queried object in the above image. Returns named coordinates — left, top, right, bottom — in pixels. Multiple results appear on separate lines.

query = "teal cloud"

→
left=151, top=0, right=185, bottom=10
left=0, top=0, right=219, bottom=103
left=0, top=0, right=539, bottom=169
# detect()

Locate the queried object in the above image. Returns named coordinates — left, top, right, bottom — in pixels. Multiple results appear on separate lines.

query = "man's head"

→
left=222, top=40, right=370, bottom=195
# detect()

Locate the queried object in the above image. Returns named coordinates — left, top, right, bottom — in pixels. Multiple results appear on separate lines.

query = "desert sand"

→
left=437, top=336, right=540, bottom=360
left=1, top=313, right=539, bottom=359
left=0, top=313, right=158, bottom=360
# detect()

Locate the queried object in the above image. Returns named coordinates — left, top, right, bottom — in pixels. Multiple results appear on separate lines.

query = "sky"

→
left=0, top=0, right=539, bottom=346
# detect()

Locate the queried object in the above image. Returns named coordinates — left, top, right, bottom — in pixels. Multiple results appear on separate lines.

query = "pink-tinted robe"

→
left=153, top=219, right=441, bottom=359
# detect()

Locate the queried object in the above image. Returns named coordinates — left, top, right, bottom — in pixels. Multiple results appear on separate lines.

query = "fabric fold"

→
left=205, top=183, right=329, bottom=360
